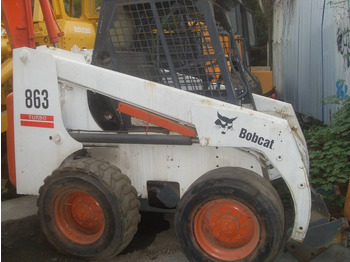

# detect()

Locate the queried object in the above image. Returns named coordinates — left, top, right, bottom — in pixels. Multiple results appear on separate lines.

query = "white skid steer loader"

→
left=7, top=0, right=348, bottom=261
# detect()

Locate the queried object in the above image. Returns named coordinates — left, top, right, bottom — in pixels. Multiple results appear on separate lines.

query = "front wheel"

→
left=37, top=158, right=140, bottom=259
left=175, top=167, right=284, bottom=261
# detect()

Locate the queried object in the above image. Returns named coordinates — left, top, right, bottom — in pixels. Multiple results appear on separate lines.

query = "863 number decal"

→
left=25, top=89, right=49, bottom=109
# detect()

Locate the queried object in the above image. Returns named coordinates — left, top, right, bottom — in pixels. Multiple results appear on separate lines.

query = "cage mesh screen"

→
left=107, top=0, right=233, bottom=100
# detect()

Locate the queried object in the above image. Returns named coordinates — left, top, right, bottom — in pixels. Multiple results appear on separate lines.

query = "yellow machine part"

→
left=34, top=19, right=96, bottom=50
left=196, top=26, right=274, bottom=93
left=345, top=181, right=350, bottom=221
left=1, top=23, right=12, bottom=134
left=2, top=1, right=100, bottom=133
left=202, top=33, right=233, bottom=81
left=1, top=58, right=12, bottom=86
left=1, top=58, right=13, bottom=133
left=1, top=110, right=8, bottom=133
left=251, top=66, right=274, bottom=96
left=194, top=23, right=238, bottom=82
left=33, top=0, right=98, bottom=50
left=234, top=35, right=275, bottom=96
left=154, top=23, right=273, bottom=94
left=153, top=22, right=234, bottom=82
left=1, top=37, right=11, bottom=62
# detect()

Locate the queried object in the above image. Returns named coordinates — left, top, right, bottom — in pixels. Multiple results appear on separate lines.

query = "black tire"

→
left=175, top=167, right=284, bottom=262
left=37, top=158, right=140, bottom=259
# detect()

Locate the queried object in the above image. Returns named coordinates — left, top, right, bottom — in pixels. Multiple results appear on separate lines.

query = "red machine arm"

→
left=1, top=0, right=36, bottom=48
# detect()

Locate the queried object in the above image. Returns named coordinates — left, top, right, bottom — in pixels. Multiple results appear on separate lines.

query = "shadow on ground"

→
left=1, top=212, right=178, bottom=262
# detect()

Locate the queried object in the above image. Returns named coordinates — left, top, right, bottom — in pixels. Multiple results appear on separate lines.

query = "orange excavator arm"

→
left=1, top=0, right=62, bottom=48
left=1, top=0, right=36, bottom=48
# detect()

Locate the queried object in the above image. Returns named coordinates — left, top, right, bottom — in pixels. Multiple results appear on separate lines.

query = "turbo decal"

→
left=239, top=128, right=275, bottom=149
left=20, top=114, right=54, bottom=128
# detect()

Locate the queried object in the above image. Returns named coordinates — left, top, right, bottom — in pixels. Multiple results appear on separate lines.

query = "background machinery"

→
left=3, top=0, right=348, bottom=261
left=32, top=0, right=98, bottom=50
left=2, top=0, right=98, bottom=132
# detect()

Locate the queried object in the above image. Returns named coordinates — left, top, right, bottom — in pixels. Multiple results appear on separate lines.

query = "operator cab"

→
left=88, top=0, right=258, bottom=131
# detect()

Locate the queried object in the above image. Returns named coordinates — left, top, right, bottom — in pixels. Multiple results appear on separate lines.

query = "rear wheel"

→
left=37, top=158, right=140, bottom=259
left=175, top=167, right=284, bottom=262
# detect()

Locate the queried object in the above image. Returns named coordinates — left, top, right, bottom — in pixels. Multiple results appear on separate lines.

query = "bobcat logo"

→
left=215, top=112, right=238, bottom=134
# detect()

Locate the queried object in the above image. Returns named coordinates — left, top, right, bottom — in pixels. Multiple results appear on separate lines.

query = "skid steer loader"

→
left=7, top=0, right=348, bottom=261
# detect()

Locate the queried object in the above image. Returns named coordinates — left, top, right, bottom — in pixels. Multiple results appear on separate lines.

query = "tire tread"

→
left=37, top=158, right=140, bottom=259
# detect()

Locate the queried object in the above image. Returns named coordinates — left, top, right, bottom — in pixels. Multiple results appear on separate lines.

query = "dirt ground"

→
left=3, top=209, right=350, bottom=262
left=2, top=193, right=349, bottom=262
left=1, top=212, right=187, bottom=262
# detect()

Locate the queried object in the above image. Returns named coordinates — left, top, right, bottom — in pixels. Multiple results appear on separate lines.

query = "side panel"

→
left=88, top=145, right=263, bottom=197
left=13, top=49, right=82, bottom=194
left=60, top=85, right=101, bottom=131
left=253, top=93, right=309, bottom=172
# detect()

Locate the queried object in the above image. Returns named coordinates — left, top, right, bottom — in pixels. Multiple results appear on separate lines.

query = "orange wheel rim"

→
left=193, top=199, right=260, bottom=261
left=54, top=189, right=105, bottom=244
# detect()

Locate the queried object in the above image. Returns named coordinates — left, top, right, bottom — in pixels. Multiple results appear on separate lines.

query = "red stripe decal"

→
left=117, top=103, right=197, bottom=137
left=21, top=121, right=54, bottom=128
left=20, top=114, right=54, bottom=122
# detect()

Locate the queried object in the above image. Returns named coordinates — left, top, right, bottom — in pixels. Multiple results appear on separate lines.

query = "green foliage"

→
left=304, top=97, right=350, bottom=208
left=328, top=1, right=347, bottom=5
left=327, top=1, right=348, bottom=8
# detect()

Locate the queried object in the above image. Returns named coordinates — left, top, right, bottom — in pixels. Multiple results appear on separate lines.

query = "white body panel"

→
left=12, top=49, right=83, bottom=194
left=12, top=47, right=311, bottom=242
left=88, top=145, right=263, bottom=198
